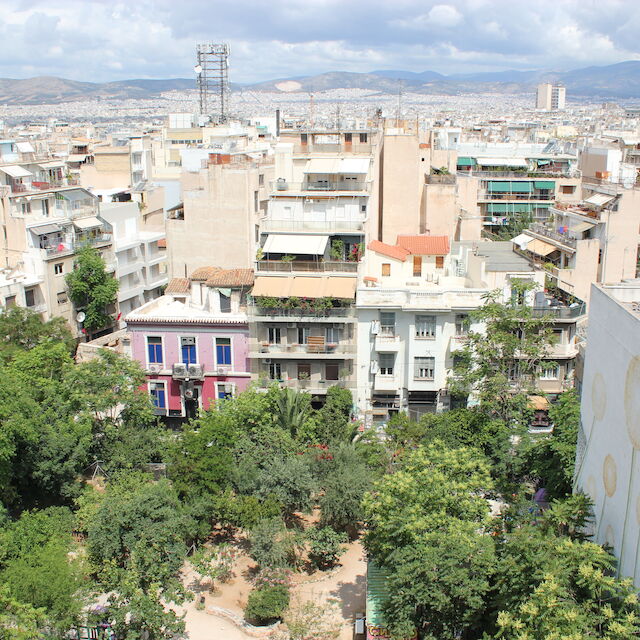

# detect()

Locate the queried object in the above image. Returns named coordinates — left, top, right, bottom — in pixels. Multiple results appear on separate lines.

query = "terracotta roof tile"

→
left=367, top=240, right=410, bottom=261
left=157, top=238, right=167, bottom=248
left=397, top=235, right=450, bottom=255
left=206, top=268, right=255, bottom=287
left=190, top=266, right=221, bottom=281
left=165, top=277, right=190, bottom=295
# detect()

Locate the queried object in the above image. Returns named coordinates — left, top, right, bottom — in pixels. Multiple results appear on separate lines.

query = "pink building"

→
left=125, top=271, right=253, bottom=422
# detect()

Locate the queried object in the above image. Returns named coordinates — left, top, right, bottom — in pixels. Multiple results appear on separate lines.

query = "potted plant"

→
left=298, top=371, right=310, bottom=387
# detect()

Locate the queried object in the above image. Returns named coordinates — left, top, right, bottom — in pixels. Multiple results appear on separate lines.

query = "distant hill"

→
left=4, top=61, right=640, bottom=105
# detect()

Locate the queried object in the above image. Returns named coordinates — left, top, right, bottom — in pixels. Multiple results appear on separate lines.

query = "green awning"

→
left=534, top=180, right=555, bottom=190
left=366, top=562, right=389, bottom=628
left=488, top=181, right=533, bottom=193
left=456, top=156, right=476, bottom=166
left=536, top=159, right=551, bottom=166
left=487, top=203, right=534, bottom=213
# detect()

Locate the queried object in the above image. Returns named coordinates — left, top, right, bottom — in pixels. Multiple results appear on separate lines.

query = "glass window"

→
left=540, top=365, right=560, bottom=380
left=414, top=357, right=435, bottom=380
left=381, top=263, right=391, bottom=277
left=216, top=337, right=232, bottom=365
left=297, top=363, right=311, bottom=379
left=325, top=364, right=339, bottom=380
left=5, top=295, right=16, bottom=308
left=181, top=337, right=197, bottom=364
left=268, top=362, right=282, bottom=380
left=268, top=327, right=281, bottom=344
left=297, top=327, right=309, bottom=344
left=416, top=315, right=436, bottom=338
left=217, top=383, right=234, bottom=399
left=24, top=289, right=35, bottom=307
left=379, top=353, right=394, bottom=375
left=149, top=381, right=166, bottom=408
left=455, top=314, right=469, bottom=336
left=220, top=292, right=231, bottom=313
left=147, top=337, right=163, bottom=364
left=359, top=133, right=368, bottom=143
left=54, top=262, right=63, bottom=275
left=380, top=312, right=395, bottom=336
left=325, top=327, right=340, bottom=343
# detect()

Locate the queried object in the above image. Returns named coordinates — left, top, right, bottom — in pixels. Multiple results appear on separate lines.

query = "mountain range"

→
left=3, top=61, right=640, bottom=105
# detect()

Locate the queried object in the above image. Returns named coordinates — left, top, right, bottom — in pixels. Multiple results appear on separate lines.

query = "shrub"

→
left=307, top=526, right=347, bottom=570
left=244, top=584, right=290, bottom=625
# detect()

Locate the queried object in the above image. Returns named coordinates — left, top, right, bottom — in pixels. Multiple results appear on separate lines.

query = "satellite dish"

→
left=194, top=64, right=202, bottom=74
left=76, top=311, right=86, bottom=323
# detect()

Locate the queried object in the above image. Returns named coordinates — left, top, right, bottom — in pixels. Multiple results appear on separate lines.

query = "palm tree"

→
left=275, top=387, right=309, bottom=437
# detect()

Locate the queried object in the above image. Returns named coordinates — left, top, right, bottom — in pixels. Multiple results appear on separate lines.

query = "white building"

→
left=574, top=281, right=640, bottom=586
left=98, top=201, right=168, bottom=319
left=536, top=83, right=566, bottom=111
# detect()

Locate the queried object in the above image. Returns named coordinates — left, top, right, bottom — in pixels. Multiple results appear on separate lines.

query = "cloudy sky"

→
left=3, top=0, right=640, bottom=83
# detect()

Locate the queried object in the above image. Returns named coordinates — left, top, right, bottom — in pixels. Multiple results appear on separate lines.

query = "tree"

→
left=0, top=586, right=45, bottom=640
left=450, top=282, right=556, bottom=425
left=249, top=518, right=298, bottom=569
left=281, top=599, right=341, bottom=640
left=313, top=386, right=354, bottom=445
left=191, top=544, right=235, bottom=592
left=275, top=387, right=312, bottom=438
left=363, top=441, right=493, bottom=560
left=383, top=523, right=495, bottom=640
left=245, top=584, right=290, bottom=625
left=307, top=527, right=347, bottom=570
left=65, top=245, right=119, bottom=334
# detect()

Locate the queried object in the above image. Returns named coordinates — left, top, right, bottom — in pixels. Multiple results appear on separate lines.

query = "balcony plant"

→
left=330, top=239, right=344, bottom=261
left=281, top=255, right=295, bottom=263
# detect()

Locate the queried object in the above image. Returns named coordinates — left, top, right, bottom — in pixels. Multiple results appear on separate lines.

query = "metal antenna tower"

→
left=195, top=43, right=230, bottom=123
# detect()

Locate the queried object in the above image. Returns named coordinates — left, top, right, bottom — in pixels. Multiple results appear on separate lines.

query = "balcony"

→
left=527, top=223, right=577, bottom=249
left=43, top=233, right=112, bottom=259
left=358, top=287, right=487, bottom=311
left=255, top=260, right=358, bottom=274
left=249, top=341, right=356, bottom=359
left=271, top=180, right=370, bottom=193
left=465, top=170, right=579, bottom=179
left=250, top=305, right=354, bottom=321
left=477, top=192, right=555, bottom=201
left=258, top=378, right=356, bottom=394
left=261, top=219, right=365, bottom=234
left=292, top=142, right=372, bottom=154
left=26, top=303, right=48, bottom=314
left=373, top=373, right=400, bottom=392
left=531, top=304, right=586, bottom=319
left=547, top=342, right=579, bottom=359
left=374, top=335, right=401, bottom=352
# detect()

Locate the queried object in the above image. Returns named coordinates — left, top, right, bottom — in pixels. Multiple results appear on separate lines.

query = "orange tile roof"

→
left=367, top=240, right=410, bottom=261
left=206, top=268, right=254, bottom=287
left=397, top=235, right=450, bottom=255
left=157, top=238, right=167, bottom=248
left=165, top=277, right=190, bottom=295
left=190, top=266, right=221, bottom=281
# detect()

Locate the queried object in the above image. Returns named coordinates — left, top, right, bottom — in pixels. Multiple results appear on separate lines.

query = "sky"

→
left=2, top=0, right=640, bottom=83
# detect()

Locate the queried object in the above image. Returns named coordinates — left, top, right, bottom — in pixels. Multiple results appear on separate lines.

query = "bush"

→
left=249, top=518, right=293, bottom=569
left=307, top=526, right=347, bottom=570
left=244, top=584, right=290, bottom=624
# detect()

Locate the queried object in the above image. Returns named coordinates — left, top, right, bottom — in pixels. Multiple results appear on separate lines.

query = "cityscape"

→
left=2, top=2, right=640, bottom=639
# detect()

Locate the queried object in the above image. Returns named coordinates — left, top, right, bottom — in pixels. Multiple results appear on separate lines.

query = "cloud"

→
left=0, top=0, right=638, bottom=82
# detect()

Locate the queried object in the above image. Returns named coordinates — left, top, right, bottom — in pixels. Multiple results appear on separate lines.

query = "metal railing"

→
left=272, top=180, right=369, bottom=192
left=528, top=223, right=577, bottom=248
left=531, top=304, right=586, bottom=319
left=465, top=170, right=579, bottom=179
left=255, top=260, right=358, bottom=273
left=44, top=233, right=112, bottom=257
left=251, top=341, right=356, bottom=355
left=260, top=219, right=364, bottom=233
left=251, top=305, right=354, bottom=318
left=477, top=192, right=555, bottom=201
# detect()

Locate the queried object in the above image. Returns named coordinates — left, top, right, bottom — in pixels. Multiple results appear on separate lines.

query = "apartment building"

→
left=355, top=235, right=576, bottom=422
left=98, top=201, right=168, bottom=319
left=0, top=182, right=115, bottom=337
left=166, top=152, right=274, bottom=277
left=125, top=268, right=254, bottom=423
left=514, top=180, right=640, bottom=304
left=574, top=282, right=640, bottom=587
left=536, top=83, right=566, bottom=111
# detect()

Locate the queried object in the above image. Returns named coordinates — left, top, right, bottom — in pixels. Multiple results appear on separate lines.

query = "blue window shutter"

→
left=158, top=389, right=166, bottom=408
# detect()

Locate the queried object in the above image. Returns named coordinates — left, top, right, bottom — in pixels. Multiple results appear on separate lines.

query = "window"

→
left=413, top=256, right=422, bottom=277
left=57, top=291, right=68, bottom=305
left=414, top=357, right=435, bottom=380
left=560, top=185, right=575, bottom=194
left=149, top=382, right=166, bottom=409
left=380, top=312, right=395, bottom=336
left=254, top=190, right=259, bottom=212
left=300, top=133, right=308, bottom=145
left=325, top=363, right=339, bottom=380
left=24, top=289, right=35, bottom=307
left=325, top=326, right=340, bottom=343
left=41, top=200, right=50, bottom=217
left=379, top=354, right=394, bottom=375
left=268, top=327, right=281, bottom=344
left=540, top=365, right=560, bottom=380
left=181, top=337, right=197, bottom=365
left=297, top=327, right=309, bottom=344
left=344, top=133, right=352, bottom=143
left=54, top=262, right=63, bottom=275
left=217, top=383, right=234, bottom=399
left=381, top=263, right=391, bottom=277
left=268, top=362, right=282, bottom=380
left=21, top=201, right=31, bottom=215
left=216, top=337, right=232, bottom=366
left=435, top=256, right=444, bottom=269
left=147, top=337, right=163, bottom=364
left=359, top=133, right=368, bottom=143
left=361, top=204, right=367, bottom=213
left=5, top=295, right=16, bottom=307
left=259, top=173, right=264, bottom=186
left=297, top=363, right=311, bottom=379
left=416, top=315, right=436, bottom=338
left=220, top=292, right=231, bottom=313
left=455, top=314, right=469, bottom=336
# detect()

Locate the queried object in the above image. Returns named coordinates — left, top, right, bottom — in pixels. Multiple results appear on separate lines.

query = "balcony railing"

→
left=251, top=341, right=356, bottom=355
left=272, top=180, right=369, bottom=193
left=255, top=260, right=358, bottom=273
left=251, top=305, right=354, bottom=318
left=477, top=192, right=555, bottom=201
left=260, top=219, right=365, bottom=234
left=528, top=223, right=577, bottom=248
left=463, top=170, right=579, bottom=179
left=531, top=304, right=586, bottom=319
left=44, top=233, right=112, bottom=257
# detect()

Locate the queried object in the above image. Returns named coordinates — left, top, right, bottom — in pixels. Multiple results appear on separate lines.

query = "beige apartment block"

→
left=81, top=146, right=132, bottom=190
left=166, top=153, right=274, bottom=278
left=536, top=83, right=566, bottom=110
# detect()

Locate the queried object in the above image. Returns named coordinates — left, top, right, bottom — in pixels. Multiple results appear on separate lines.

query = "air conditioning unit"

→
left=393, top=400, right=401, bottom=408
left=264, top=358, right=272, bottom=364
left=148, top=364, right=161, bottom=374
left=216, top=366, right=229, bottom=376
left=181, top=337, right=196, bottom=346
left=287, top=322, right=296, bottom=328
left=187, top=363, right=204, bottom=379
left=172, top=363, right=188, bottom=378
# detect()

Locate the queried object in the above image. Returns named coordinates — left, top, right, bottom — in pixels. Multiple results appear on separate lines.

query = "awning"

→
left=73, top=216, right=103, bottom=230
left=67, top=154, right=87, bottom=162
left=527, top=238, right=557, bottom=257
left=488, top=181, right=533, bottom=193
left=536, top=159, right=551, bottom=166
left=0, top=165, right=33, bottom=178
left=511, top=233, right=533, bottom=250
left=263, top=234, right=329, bottom=255
left=487, top=203, right=534, bottom=213
left=339, top=158, right=369, bottom=174
left=289, top=276, right=323, bottom=297
left=534, top=180, right=555, bottom=190
left=456, top=156, right=476, bottom=166
left=16, top=142, right=35, bottom=153
left=303, top=158, right=340, bottom=174
left=251, top=276, right=291, bottom=297
left=585, top=193, right=615, bottom=207
left=37, top=160, right=67, bottom=169
left=477, top=157, right=528, bottom=167
left=528, top=395, right=549, bottom=410
left=572, top=221, right=595, bottom=233
left=30, top=223, right=62, bottom=235
left=324, top=276, right=357, bottom=299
